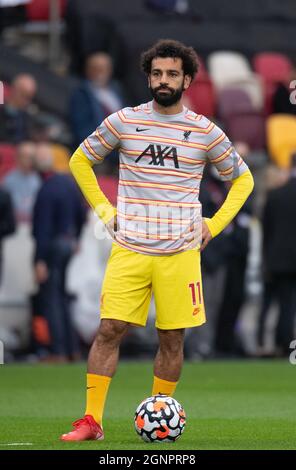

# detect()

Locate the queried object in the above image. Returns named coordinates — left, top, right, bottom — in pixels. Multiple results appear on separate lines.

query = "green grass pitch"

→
left=0, top=360, right=295, bottom=450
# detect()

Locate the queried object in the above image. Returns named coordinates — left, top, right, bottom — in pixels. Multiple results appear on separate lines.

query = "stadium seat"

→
left=0, top=144, right=17, bottom=182
left=266, top=114, right=296, bottom=168
left=207, top=51, right=253, bottom=89
left=225, top=113, right=266, bottom=150
left=184, top=78, right=216, bottom=118
left=218, top=88, right=254, bottom=120
left=253, top=52, right=292, bottom=85
left=184, top=56, right=217, bottom=118
left=253, top=53, right=293, bottom=114
left=222, top=75, right=264, bottom=111
left=26, top=0, right=67, bottom=21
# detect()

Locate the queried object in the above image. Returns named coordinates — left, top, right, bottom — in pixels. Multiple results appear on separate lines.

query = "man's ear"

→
left=148, top=75, right=151, bottom=88
left=183, top=74, right=192, bottom=90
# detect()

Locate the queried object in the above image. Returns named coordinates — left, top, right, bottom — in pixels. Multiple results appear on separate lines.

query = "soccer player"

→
left=61, top=39, right=254, bottom=441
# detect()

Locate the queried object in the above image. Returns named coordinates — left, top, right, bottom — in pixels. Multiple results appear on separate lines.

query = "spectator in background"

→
left=186, top=165, right=230, bottom=359
left=32, top=143, right=87, bottom=362
left=0, top=74, right=37, bottom=143
left=214, top=142, right=254, bottom=357
left=272, top=64, right=296, bottom=115
left=214, top=195, right=253, bottom=357
left=261, top=154, right=296, bottom=356
left=257, top=165, right=289, bottom=353
left=69, top=52, right=126, bottom=149
left=0, top=187, right=15, bottom=282
left=2, top=141, right=41, bottom=222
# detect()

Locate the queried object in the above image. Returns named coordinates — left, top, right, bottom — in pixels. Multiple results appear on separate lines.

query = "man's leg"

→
left=152, top=328, right=185, bottom=396
left=61, top=243, right=152, bottom=441
left=151, top=248, right=205, bottom=396
left=61, top=319, right=129, bottom=441
left=85, top=319, right=129, bottom=424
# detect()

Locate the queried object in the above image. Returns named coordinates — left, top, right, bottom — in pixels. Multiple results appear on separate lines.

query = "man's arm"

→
left=202, top=123, right=254, bottom=248
left=69, top=148, right=116, bottom=225
left=204, top=170, right=254, bottom=239
left=69, top=113, right=121, bottom=230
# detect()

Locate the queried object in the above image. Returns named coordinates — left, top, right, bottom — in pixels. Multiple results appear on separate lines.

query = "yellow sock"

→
left=152, top=375, right=178, bottom=397
left=85, top=373, right=111, bottom=425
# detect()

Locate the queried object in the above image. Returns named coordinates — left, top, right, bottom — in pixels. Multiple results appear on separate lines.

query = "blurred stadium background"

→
left=0, top=0, right=296, bottom=365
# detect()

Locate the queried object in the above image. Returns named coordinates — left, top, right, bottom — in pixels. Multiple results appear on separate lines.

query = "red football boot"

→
left=60, top=415, right=104, bottom=441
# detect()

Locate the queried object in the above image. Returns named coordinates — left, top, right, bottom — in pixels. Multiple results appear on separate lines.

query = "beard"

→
left=149, top=80, right=185, bottom=107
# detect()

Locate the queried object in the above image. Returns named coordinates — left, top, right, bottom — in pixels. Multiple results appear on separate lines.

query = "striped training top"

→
left=81, top=100, right=249, bottom=255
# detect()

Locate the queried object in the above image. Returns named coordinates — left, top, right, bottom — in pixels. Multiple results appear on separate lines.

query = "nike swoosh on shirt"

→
left=136, top=127, right=150, bottom=132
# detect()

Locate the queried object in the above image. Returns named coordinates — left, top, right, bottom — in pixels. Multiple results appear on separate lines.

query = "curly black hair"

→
left=141, top=39, right=199, bottom=80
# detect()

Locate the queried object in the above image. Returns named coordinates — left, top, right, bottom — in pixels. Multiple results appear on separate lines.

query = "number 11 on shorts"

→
left=188, top=282, right=202, bottom=305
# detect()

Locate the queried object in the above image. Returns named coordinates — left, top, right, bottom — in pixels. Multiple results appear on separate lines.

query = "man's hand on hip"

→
left=106, top=216, right=117, bottom=239
left=200, top=219, right=213, bottom=251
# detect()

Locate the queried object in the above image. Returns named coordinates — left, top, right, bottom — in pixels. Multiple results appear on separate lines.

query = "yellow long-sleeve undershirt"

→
left=69, top=147, right=116, bottom=224
left=204, top=169, right=254, bottom=238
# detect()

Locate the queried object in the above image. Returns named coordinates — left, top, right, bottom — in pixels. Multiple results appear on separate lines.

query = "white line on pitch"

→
left=0, top=443, right=33, bottom=446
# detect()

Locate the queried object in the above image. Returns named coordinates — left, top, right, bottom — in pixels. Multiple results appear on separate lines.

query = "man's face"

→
left=17, top=142, right=36, bottom=172
left=12, top=76, right=37, bottom=109
left=86, top=53, right=113, bottom=87
left=148, top=57, right=191, bottom=107
left=34, top=144, right=53, bottom=173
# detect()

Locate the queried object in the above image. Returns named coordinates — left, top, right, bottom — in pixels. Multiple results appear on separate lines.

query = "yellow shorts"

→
left=100, top=243, right=206, bottom=330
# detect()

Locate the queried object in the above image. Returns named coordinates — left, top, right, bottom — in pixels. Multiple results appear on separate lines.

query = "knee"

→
left=159, top=331, right=184, bottom=356
left=95, top=319, right=128, bottom=346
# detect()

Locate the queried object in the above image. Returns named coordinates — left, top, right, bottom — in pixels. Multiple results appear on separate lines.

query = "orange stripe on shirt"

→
left=118, top=109, right=214, bottom=133
left=84, top=138, right=104, bottom=161
left=115, top=235, right=195, bottom=254
left=96, top=130, right=113, bottom=150
left=185, top=113, right=203, bottom=121
left=105, top=118, right=120, bottom=139
left=120, top=133, right=207, bottom=150
left=118, top=195, right=200, bottom=208
left=220, top=165, right=233, bottom=176
left=119, top=228, right=182, bottom=241
left=120, top=147, right=205, bottom=166
left=117, top=210, right=191, bottom=225
left=120, top=162, right=202, bottom=179
left=119, top=180, right=199, bottom=194
left=211, top=146, right=233, bottom=163
left=207, top=132, right=226, bottom=151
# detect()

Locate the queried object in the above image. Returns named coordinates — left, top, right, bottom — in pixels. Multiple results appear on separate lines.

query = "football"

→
left=134, top=395, right=186, bottom=442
